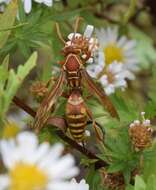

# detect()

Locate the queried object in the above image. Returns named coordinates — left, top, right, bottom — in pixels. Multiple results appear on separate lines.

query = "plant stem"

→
left=12, top=96, right=108, bottom=169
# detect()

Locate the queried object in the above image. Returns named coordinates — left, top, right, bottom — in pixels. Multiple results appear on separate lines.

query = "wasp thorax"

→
left=128, top=112, right=153, bottom=151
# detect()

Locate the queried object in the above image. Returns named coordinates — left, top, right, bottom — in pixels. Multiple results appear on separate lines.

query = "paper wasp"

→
left=33, top=18, right=119, bottom=142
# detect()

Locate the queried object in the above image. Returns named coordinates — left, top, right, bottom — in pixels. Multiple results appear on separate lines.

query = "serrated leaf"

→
left=110, top=93, right=138, bottom=123
left=0, top=52, right=37, bottom=120
left=0, top=0, right=18, bottom=49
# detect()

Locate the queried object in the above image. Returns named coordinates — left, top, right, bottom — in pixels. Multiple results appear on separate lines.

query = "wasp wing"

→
left=80, top=69, right=119, bottom=119
left=33, top=70, right=66, bottom=131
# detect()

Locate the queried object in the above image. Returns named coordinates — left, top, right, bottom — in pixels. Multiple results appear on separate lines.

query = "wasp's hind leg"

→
left=85, top=105, right=104, bottom=142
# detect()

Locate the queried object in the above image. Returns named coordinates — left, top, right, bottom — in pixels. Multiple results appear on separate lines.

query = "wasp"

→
left=33, top=18, right=119, bottom=142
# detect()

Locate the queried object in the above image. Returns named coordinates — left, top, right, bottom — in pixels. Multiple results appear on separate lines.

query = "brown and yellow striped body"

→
left=66, top=90, right=87, bottom=142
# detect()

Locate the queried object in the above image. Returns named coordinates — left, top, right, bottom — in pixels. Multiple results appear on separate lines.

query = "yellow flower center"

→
left=104, top=43, right=124, bottom=65
left=9, top=163, right=48, bottom=190
left=2, top=122, right=20, bottom=139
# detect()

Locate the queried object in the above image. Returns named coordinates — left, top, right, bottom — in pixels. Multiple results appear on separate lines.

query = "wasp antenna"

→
left=74, top=17, right=83, bottom=33
left=55, top=22, right=66, bottom=44
left=71, top=17, right=83, bottom=44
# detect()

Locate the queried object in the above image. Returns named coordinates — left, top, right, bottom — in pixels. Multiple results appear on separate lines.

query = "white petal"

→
left=33, top=142, right=50, bottom=163
left=114, top=79, right=127, bottom=88
left=43, top=0, right=53, bottom=6
left=0, top=175, right=10, bottom=190
left=107, top=27, right=118, bottom=43
left=105, top=84, right=115, bottom=95
left=49, top=154, right=79, bottom=179
left=117, top=36, right=127, bottom=47
left=123, top=40, right=136, bottom=51
left=16, top=132, right=38, bottom=150
left=99, top=75, right=108, bottom=86
left=0, top=140, right=17, bottom=169
left=108, top=62, right=123, bottom=74
left=48, top=182, right=79, bottom=190
left=86, top=65, right=103, bottom=78
left=98, top=51, right=105, bottom=68
left=39, top=143, right=64, bottom=169
left=24, top=0, right=32, bottom=13
left=83, top=25, right=94, bottom=38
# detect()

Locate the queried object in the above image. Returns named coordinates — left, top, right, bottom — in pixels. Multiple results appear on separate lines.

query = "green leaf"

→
left=110, top=93, right=138, bottom=123
left=0, top=52, right=37, bottom=120
left=134, top=176, right=146, bottom=190
left=86, top=167, right=105, bottom=190
left=107, top=161, right=125, bottom=173
left=129, top=25, right=156, bottom=69
left=0, top=0, right=18, bottom=49
left=146, top=175, right=156, bottom=190
left=0, top=55, right=9, bottom=86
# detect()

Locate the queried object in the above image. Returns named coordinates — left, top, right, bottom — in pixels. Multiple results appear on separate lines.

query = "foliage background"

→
left=1, top=0, right=156, bottom=189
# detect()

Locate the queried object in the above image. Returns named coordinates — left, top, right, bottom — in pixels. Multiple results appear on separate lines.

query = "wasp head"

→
left=56, top=24, right=98, bottom=63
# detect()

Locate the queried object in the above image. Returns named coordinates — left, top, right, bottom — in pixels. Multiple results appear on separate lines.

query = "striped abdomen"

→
left=66, top=114, right=87, bottom=142
left=65, top=90, right=87, bottom=142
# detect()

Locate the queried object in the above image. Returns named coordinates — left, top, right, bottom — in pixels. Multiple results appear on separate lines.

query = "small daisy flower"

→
left=87, top=61, right=134, bottom=95
left=96, top=27, right=139, bottom=73
left=0, top=132, right=79, bottom=190
left=70, top=178, right=89, bottom=190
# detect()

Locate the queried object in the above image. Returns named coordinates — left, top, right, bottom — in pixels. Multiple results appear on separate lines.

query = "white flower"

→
left=0, top=0, right=53, bottom=13
left=129, top=112, right=152, bottom=129
left=70, top=178, right=89, bottom=190
left=95, top=27, right=139, bottom=73
left=87, top=61, right=134, bottom=95
left=0, top=132, right=79, bottom=190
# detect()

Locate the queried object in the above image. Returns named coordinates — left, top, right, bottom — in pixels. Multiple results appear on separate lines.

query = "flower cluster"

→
left=128, top=112, right=153, bottom=151
left=0, top=132, right=89, bottom=190
left=87, top=27, right=138, bottom=95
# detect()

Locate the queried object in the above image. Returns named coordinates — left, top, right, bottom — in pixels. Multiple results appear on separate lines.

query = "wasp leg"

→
left=85, top=104, right=104, bottom=142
